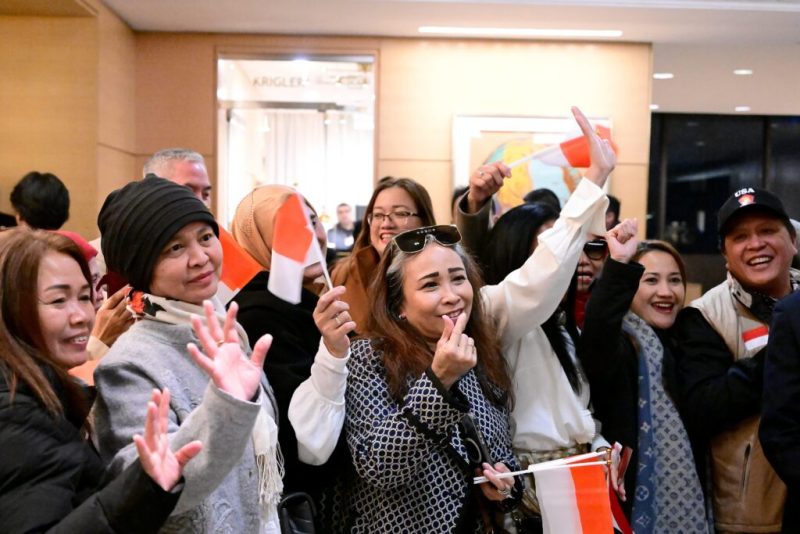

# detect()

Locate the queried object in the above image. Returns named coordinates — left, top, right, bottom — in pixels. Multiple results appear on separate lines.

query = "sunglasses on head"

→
left=392, top=225, right=462, bottom=254
left=583, top=239, right=608, bottom=261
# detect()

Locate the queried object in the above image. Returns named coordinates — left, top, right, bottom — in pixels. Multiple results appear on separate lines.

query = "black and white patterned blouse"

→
left=344, top=338, right=518, bottom=533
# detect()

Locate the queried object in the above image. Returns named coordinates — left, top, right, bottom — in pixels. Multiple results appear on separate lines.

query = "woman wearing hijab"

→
left=91, top=176, right=283, bottom=533
left=230, top=185, right=349, bottom=522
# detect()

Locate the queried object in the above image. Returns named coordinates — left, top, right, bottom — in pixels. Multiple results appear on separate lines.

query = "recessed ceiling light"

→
left=735, top=106, right=751, bottom=112
left=417, top=26, right=623, bottom=38
left=649, top=104, right=660, bottom=110
left=733, top=69, right=753, bottom=76
left=653, top=72, right=674, bottom=80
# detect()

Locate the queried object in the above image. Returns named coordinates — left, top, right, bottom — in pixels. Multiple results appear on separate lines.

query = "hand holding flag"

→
left=477, top=462, right=516, bottom=502
left=474, top=449, right=626, bottom=534
left=466, top=161, right=512, bottom=214
left=572, top=106, right=617, bottom=188
left=313, top=285, right=355, bottom=358
left=508, top=107, right=617, bottom=174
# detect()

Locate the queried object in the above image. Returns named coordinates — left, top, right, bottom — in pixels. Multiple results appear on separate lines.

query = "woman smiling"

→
left=578, top=220, right=710, bottom=531
left=330, top=176, right=436, bottom=333
left=91, top=177, right=282, bottom=533
left=337, top=224, right=519, bottom=532
left=0, top=229, right=202, bottom=532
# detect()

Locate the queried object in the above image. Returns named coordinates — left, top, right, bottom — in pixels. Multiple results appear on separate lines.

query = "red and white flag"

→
left=216, top=227, right=263, bottom=304
left=268, top=193, right=327, bottom=304
left=533, top=453, right=615, bottom=534
left=742, top=325, right=769, bottom=351
left=508, top=125, right=616, bottom=169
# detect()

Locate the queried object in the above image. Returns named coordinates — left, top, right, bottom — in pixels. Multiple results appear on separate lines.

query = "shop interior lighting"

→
left=418, top=26, right=623, bottom=38
left=653, top=72, right=674, bottom=80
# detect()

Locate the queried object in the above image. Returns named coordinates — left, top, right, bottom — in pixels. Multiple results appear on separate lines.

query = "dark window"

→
left=648, top=113, right=800, bottom=290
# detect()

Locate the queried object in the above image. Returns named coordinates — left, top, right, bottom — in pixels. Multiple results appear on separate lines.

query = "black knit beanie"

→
left=98, top=174, right=219, bottom=292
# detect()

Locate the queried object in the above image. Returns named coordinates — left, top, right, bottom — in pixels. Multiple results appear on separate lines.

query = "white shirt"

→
left=289, top=178, right=609, bottom=462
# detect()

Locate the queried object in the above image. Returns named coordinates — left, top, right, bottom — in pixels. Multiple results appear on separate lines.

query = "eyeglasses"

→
left=583, top=239, right=608, bottom=261
left=367, top=210, right=419, bottom=226
left=392, top=225, right=462, bottom=254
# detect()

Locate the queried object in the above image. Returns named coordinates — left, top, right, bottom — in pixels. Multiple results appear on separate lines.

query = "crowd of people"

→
left=0, top=105, right=798, bottom=534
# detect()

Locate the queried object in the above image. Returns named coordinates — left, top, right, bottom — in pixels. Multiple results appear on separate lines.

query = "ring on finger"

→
left=498, top=487, right=511, bottom=498
left=216, top=339, right=225, bottom=347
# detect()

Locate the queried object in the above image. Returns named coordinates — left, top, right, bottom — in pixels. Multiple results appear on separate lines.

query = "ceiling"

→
left=101, top=0, right=800, bottom=45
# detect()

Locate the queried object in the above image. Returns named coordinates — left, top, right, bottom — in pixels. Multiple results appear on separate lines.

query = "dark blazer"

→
left=0, top=369, right=179, bottom=533
left=760, top=290, right=800, bottom=532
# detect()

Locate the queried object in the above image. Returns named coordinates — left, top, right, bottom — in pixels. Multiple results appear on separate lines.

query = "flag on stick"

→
left=216, top=227, right=263, bottom=304
left=507, top=125, right=616, bottom=169
left=533, top=454, right=614, bottom=534
left=473, top=450, right=620, bottom=534
left=269, top=193, right=331, bottom=303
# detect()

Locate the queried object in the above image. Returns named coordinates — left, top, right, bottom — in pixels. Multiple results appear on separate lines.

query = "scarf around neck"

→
left=623, top=312, right=709, bottom=534
left=128, top=290, right=285, bottom=526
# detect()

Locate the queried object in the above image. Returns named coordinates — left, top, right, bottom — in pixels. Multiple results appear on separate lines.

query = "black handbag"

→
left=278, top=492, right=317, bottom=534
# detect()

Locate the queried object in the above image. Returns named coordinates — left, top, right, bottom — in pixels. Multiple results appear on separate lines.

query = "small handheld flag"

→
left=216, top=227, right=263, bottom=304
left=507, top=125, right=616, bottom=169
left=473, top=450, right=620, bottom=534
left=269, top=193, right=332, bottom=303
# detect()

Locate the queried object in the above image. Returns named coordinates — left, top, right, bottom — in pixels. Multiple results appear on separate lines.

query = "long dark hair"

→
left=481, top=202, right=583, bottom=393
left=366, top=240, right=512, bottom=406
left=0, top=229, right=92, bottom=425
left=351, top=176, right=436, bottom=256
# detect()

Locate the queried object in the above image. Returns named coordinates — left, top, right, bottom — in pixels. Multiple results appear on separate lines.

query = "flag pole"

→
left=506, top=144, right=561, bottom=169
left=472, top=450, right=607, bottom=484
left=311, top=234, right=335, bottom=291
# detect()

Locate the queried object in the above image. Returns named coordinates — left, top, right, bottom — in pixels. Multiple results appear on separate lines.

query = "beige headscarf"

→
left=231, top=185, right=295, bottom=271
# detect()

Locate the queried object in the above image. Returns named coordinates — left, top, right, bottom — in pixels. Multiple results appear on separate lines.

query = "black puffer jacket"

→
left=0, top=368, right=180, bottom=533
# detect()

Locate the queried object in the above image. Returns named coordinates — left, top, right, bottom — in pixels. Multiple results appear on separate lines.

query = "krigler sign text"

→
left=252, top=76, right=306, bottom=87
left=251, top=75, right=370, bottom=88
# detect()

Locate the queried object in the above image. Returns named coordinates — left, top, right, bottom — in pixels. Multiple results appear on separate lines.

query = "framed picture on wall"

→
left=452, top=115, right=612, bottom=215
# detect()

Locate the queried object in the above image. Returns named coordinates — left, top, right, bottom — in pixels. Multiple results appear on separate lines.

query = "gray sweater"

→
left=92, top=319, right=270, bottom=533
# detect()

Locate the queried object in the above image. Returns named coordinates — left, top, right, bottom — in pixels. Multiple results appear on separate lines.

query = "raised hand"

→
left=466, top=161, right=512, bottom=214
left=478, top=462, right=516, bottom=502
left=92, top=285, right=135, bottom=347
left=187, top=300, right=272, bottom=401
left=606, top=218, right=639, bottom=263
left=431, top=313, right=476, bottom=389
left=313, top=285, right=355, bottom=358
left=571, top=106, right=616, bottom=188
left=134, top=388, right=203, bottom=491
